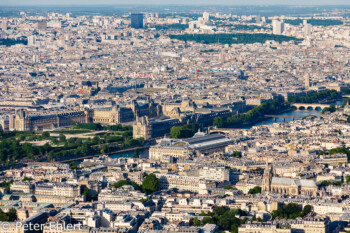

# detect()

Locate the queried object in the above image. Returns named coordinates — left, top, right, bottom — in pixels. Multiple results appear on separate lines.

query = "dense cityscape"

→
left=1, top=3, right=350, bottom=233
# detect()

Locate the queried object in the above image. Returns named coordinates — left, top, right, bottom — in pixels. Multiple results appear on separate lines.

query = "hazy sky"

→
left=1, top=0, right=350, bottom=5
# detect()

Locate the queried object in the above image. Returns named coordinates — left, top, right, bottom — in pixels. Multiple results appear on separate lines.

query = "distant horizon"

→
left=2, top=4, right=350, bottom=6
left=1, top=0, right=350, bottom=7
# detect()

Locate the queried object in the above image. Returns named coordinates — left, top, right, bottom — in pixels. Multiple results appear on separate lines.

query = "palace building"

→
left=8, top=109, right=93, bottom=131
left=6, top=98, right=161, bottom=131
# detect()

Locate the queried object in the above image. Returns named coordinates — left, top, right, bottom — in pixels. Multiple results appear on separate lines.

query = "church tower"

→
left=305, top=73, right=310, bottom=89
left=262, top=162, right=273, bottom=193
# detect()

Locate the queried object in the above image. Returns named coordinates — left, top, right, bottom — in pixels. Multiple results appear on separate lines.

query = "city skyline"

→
left=1, top=0, right=350, bottom=6
left=0, top=4, right=350, bottom=233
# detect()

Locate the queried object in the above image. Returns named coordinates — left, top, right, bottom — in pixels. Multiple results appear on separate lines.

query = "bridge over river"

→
left=264, top=115, right=304, bottom=121
left=291, top=103, right=330, bottom=110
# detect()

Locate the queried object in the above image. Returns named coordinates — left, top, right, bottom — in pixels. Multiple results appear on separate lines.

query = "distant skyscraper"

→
left=304, top=23, right=312, bottom=36
left=27, top=35, right=36, bottom=46
left=0, top=20, right=7, bottom=31
left=189, top=22, right=197, bottom=30
left=256, top=15, right=261, bottom=24
left=131, top=13, right=143, bottom=29
left=33, top=54, right=39, bottom=63
left=37, top=21, right=47, bottom=30
left=305, top=73, right=310, bottom=88
left=272, top=20, right=284, bottom=35
left=203, top=12, right=210, bottom=22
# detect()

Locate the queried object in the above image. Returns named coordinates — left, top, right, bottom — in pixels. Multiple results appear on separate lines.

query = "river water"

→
left=76, top=100, right=344, bottom=163
left=108, top=149, right=148, bottom=159
left=251, top=99, right=344, bottom=127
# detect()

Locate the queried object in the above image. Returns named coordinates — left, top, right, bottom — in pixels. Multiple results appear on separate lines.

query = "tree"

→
left=0, top=210, right=9, bottom=222
left=202, top=216, right=215, bottom=225
left=170, top=126, right=181, bottom=138
left=112, top=180, right=129, bottom=188
left=215, top=206, right=230, bottom=216
left=346, top=175, right=350, bottom=183
left=133, top=149, right=140, bottom=158
left=302, top=205, right=312, bottom=216
left=271, top=203, right=311, bottom=219
left=0, top=208, right=17, bottom=222
left=48, top=151, right=55, bottom=161
left=101, top=145, right=109, bottom=154
left=42, top=131, right=50, bottom=138
left=69, top=161, right=79, bottom=170
left=231, top=151, right=242, bottom=158
left=59, top=133, right=66, bottom=142
left=111, top=180, right=141, bottom=191
left=319, top=180, right=334, bottom=187
left=169, top=33, right=302, bottom=45
left=51, top=138, right=59, bottom=145
left=0, top=38, right=28, bottom=47
left=170, top=123, right=199, bottom=139
left=214, top=116, right=223, bottom=128
left=139, top=198, right=149, bottom=203
left=0, top=180, right=13, bottom=192
left=22, top=177, right=31, bottom=182
left=43, top=142, right=51, bottom=153
left=288, top=90, right=339, bottom=104
left=329, top=147, right=350, bottom=160
left=248, top=186, right=261, bottom=194
left=76, top=123, right=103, bottom=131
left=7, top=208, right=17, bottom=221
left=142, top=173, right=160, bottom=195
left=224, top=100, right=290, bottom=127
left=321, top=104, right=336, bottom=114
left=82, top=187, right=96, bottom=202
left=193, top=207, right=247, bottom=232
left=192, top=217, right=201, bottom=226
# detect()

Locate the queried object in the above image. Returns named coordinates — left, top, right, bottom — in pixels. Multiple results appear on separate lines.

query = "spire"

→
left=262, top=159, right=272, bottom=193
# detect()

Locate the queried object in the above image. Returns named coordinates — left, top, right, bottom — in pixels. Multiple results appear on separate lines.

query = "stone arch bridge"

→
left=291, top=103, right=331, bottom=111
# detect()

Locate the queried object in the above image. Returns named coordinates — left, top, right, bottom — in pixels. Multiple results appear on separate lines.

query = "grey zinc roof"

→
left=271, top=177, right=294, bottom=185
left=271, top=177, right=316, bottom=187
left=298, top=179, right=317, bottom=187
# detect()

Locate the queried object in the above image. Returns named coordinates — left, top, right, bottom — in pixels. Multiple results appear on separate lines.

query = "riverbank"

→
left=223, top=106, right=296, bottom=129
left=229, top=98, right=347, bottom=129
left=247, top=98, right=346, bottom=128
left=58, top=145, right=151, bottom=163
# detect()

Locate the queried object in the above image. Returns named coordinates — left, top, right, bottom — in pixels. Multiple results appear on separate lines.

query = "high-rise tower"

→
left=131, top=13, right=143, bottom=29
left=272, top=20, right=285, bottom=35
left=203, top=12, right=210, bottom=22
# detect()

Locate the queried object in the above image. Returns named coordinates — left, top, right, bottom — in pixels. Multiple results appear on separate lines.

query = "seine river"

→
left=250, top=99, right=344, bottom=127
left=76, top=99, right=345, bottom=162
left=108, top=149, right=148, bottom=159
left=108, top=100, right=346, bottom=157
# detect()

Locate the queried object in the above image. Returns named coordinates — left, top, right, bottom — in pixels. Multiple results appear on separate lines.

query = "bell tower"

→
left=262, top=161, right=273, bottom=193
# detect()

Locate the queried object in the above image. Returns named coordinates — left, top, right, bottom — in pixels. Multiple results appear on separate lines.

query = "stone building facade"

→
left=7, top=99, right=161, bottom=132
left=133, top=108, right=234, bottom=140
left=262, top=163, right=318, bottom=196
left=239, top=217, right=330, bottom=233
left=9, top=109, right=93, bottom=131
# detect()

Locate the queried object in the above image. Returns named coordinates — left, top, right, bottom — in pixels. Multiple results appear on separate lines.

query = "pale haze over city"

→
left=0, top=1, right=350, bottom=233
left=1, top=0, right=350, bottom=5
